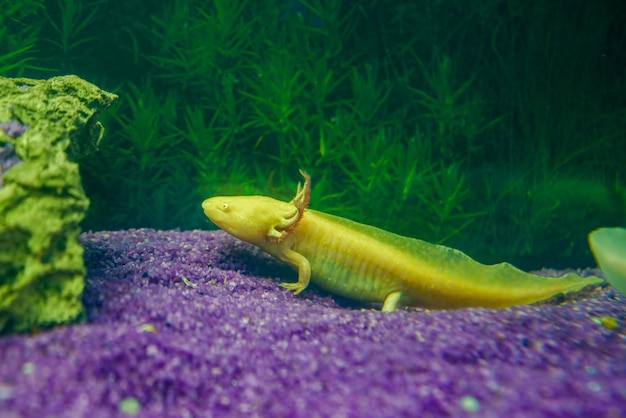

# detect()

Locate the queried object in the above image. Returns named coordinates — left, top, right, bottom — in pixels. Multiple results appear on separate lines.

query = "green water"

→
left=2, top=0, right=624, bottom=269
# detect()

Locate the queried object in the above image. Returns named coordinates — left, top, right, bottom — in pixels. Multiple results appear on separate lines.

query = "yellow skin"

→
left=202, top=171, right=603, bottom=311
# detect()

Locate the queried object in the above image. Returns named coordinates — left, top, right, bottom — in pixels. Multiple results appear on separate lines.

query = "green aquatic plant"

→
left=489, top=0, right=622, bottom=172
left=146, top=0, right=261, bottom=97
left=43, top=0, right=623, bottom=270
left=81, top=81, right=199, bottom=229
left=240, top=48, right=309, bottom=140
left=464, top=161, right=621, bottom=268
left=0, top=0, right=46, bottom=76
left=589, top=227, right=626, bottom=296
left=43, top=0, right=105, bottom=66
left=175, top=104, right=264, bottom=199
left=325, top=120, right=481, bottom=244
left=407, top=51, right=503, bottom=163
left=0, top=45, right=34, bottom=75
left=348, top=64, right=392, bottom=125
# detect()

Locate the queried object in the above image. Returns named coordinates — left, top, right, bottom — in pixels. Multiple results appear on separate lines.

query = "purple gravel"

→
left=0, top=120, right=28, bottom=139
left=0, top=229, right=624, bottom=418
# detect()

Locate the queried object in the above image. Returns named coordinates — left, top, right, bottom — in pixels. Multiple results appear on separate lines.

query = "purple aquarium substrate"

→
left=0, top=229, right=624, bottom=418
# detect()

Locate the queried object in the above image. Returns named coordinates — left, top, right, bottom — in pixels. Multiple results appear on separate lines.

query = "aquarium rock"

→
left=0, top=142, right=22, bottom=188
left=0, top=119, right=29, bottom=139
left=0, top=75, right=118, bottom=334
left=0, top=229, right=623, bottom=417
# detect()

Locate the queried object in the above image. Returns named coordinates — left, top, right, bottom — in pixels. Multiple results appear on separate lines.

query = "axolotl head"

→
left=202, top=196, right=299, bottom=247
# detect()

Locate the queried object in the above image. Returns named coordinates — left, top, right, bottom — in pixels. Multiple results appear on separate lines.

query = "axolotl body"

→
left=202, top=171, right=602, bottom=311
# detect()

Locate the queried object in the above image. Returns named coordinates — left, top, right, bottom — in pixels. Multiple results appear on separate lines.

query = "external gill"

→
left=269, top=170, right=311, bottom=243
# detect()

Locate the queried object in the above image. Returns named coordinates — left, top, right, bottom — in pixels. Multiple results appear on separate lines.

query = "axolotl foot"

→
left=280, top=281, right=307, bottom=295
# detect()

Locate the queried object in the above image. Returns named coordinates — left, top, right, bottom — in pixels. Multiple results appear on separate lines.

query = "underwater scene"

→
left=1, top=0, right=625, bottom=416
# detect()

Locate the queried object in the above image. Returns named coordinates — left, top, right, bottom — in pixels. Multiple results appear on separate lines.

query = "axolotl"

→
left=202, top=170, right=602, bottom=311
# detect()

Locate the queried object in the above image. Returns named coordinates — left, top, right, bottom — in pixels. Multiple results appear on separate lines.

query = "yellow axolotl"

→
left=202, top=170, right=603, bottom=311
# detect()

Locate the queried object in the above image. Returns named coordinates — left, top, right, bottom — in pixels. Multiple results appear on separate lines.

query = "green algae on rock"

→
left=0, top=75, right=118, bottom=334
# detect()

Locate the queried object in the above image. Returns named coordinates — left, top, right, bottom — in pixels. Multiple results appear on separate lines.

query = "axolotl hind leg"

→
left=382, top=291, right=403, bottom=312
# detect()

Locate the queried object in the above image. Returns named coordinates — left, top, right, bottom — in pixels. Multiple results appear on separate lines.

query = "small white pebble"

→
left=587, top=381, right=602, bottom=392
left=146, top=345, right=159, bottom=356
left=0, top=384, right=13, bottom=401
left=22, top=363, right=34, bottom=375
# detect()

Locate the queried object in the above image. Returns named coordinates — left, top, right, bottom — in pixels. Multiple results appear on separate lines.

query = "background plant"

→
left=0, top=0, right=48, bottom=75
left=2, top=0, right=625, bottom=269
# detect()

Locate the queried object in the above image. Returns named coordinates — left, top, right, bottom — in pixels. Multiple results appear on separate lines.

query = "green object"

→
left=118, top=397, right=141, bottom=415
left=590, top=316, right=620, bottom=331
left=0, top=75, right=117, bottom=334
left=589, top=227, right=626, bottom=296
left=459, top=395, right=481, bottom=413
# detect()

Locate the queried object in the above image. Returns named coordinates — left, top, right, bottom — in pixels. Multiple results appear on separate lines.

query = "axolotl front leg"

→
left=271, top=239, right=403, bottom=309
left=264, top=171, right=402, bottom=309
left=263, top=170, right=313, bottom=295
left=274, top=248, right=311, bottom=295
